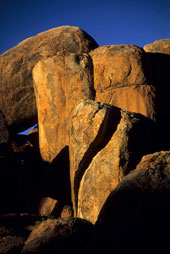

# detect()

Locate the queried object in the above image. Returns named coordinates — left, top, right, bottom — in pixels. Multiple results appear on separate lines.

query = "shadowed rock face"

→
left=95, top=151, right=170, bottom=254
left=0, top=111, right=9, bottom=144
left=22, top=217, right=94, bottom=254
left=0, top=26, right=98, bottom=133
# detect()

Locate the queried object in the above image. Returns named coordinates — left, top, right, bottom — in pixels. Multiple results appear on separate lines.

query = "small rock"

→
left=38, top=197, right=58, bottom=217
left=61, top=205, right=73, bottom=218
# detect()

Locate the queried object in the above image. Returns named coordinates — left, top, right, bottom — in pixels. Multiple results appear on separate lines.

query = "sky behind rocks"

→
left=1, top=0, right=170, bottom=55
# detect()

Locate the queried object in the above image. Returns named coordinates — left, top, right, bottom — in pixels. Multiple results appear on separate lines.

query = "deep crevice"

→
left=74, top=105, right=121, bottom=213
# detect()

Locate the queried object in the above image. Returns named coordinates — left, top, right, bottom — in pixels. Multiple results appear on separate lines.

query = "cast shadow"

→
left=43, top=145, right=71, bottom=205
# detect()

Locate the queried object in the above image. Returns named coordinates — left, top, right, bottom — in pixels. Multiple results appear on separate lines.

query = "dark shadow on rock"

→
left=22, top=217, right=94, bottom=254
left=95, top=161, right=170, bottom=254
left=0, top=110, right=9, bottom=144
left=43, top=146, right=71, bottom=206
left=0, top=133, right=46, bottom=214
left=124, top=112, right=158, bottom=175
left=147, top=52, right=170, bottom=148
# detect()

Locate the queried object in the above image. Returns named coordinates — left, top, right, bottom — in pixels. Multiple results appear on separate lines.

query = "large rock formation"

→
left=96, top=151, right=170, bottom=253
left=1, top=27, right=170, bottom=254
left=33, top=53, right=95, bottom=162
left=0, top=26, right=98, bottom=133
left=69, top=100, right=155, bottom=222
left=89, top=45, right=156, bottom=120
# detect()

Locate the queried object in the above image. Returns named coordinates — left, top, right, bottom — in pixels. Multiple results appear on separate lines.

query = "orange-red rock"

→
left=38, top=197, right=58, bottom=217
left=144, top=39, right=170, bottom=54
left=0, top=26, right=98, bottom=133
left=89, top=45, right=156, bottom=120
left=61, top=205, right=73, bottom=218
left=69, top=100, right=121, bottom=215
left=33, top=53, right=94, bottom=162
left=69, top=100, right=155, bottom=222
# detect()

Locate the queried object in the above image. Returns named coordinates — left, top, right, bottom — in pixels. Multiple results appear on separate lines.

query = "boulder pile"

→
left=0, top=26, right=170, bottom=253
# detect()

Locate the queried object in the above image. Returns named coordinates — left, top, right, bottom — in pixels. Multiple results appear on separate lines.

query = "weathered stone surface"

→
left=22, top=217, right=94, bottom=254
left=144, top=39, right=170, bottom=54
left=38, top=197, right=58, bottom=217
left=95, top=151, right=170, bottom=253
left=89, top=45, right=156, bottom=120
left=69, top=100, right=121, bottom=215
left=0, top=111, right=9, bottom=144
left=0, top=229, right=24, bottom=254
left=33, top=53, right=95, bottom=162
left=61, top=205, right=73, bottom=218
left=0, top=26, right=98, bottom=133
left=69, top=100, right=155, bottom=221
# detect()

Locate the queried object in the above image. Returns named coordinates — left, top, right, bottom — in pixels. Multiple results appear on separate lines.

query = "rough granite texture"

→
left=33, top=53, right=95, bottom=162
left=90, top=45, right=156, bottom=120
left=69, top=100, right=155, bottom=222
left=0, top=26, right=98, bottom=133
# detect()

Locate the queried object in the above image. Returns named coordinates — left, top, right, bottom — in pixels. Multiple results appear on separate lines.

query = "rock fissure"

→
left=74, top=106, right=121, bottom=213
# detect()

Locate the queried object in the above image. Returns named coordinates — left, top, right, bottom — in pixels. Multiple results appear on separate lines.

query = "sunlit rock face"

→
left=90, top=44, right=156, bottom=120
left=33, top=53, right=94, bottom=162
left=0, top=26, right=98, bottom=133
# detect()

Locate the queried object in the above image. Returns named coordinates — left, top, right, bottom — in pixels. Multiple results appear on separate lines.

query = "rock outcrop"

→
left=69, top=100, right=121, bottom=215
left=22, top=217, right=94, bottom=254
left=1, top=26, right=170, bottom=254
left=144, top=39, right=170, bottom=54
left=69, top=100, right=155, bottom=222
left=0, top=26, right=98, bottom=133
left=33, top=53, right=95, bottom=162
left=89, top=45, right=156, bottom=120
left=96, top=151, right=170, bottom=253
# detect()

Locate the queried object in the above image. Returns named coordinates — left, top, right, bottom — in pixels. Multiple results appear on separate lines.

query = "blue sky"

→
left=1, top=0, right=170, bottom=134
left=1, top=0, right=170, bottom=55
